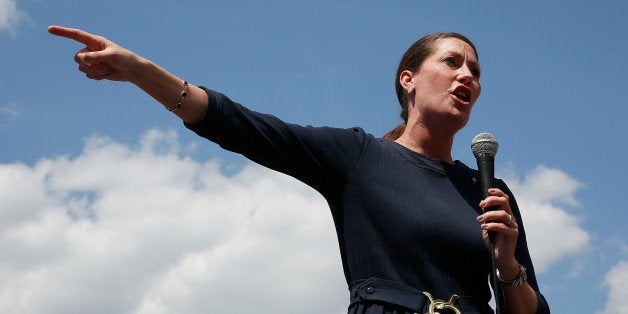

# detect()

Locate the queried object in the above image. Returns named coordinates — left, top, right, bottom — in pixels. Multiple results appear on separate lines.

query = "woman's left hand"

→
left=477, top=188, right=520, bottom=277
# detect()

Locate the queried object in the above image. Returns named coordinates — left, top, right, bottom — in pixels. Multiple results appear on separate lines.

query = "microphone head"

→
left=471, top=132, right=499, bottom=157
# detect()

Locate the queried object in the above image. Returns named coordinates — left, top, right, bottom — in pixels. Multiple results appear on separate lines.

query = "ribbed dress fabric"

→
left=184, top=88, right=549, bottom=313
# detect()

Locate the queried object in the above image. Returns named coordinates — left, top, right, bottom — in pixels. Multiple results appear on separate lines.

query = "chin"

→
left=449, top=114, right=470, bottom=131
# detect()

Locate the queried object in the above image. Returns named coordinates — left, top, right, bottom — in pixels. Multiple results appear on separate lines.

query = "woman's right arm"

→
left=49, top=26, right=367, bottom=191
left=48, top=26, right=208, bottom=124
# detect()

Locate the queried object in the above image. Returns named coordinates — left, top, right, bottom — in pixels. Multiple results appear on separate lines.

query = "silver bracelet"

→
left=497, top=265, right=527, bottom=287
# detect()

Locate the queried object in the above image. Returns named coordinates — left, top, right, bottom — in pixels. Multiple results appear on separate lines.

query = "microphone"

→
left=471, top=132, right=499, bottom=241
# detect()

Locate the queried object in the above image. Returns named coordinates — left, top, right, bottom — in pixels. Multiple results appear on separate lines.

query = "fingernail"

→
left=477, top=215, right=483, bottom=222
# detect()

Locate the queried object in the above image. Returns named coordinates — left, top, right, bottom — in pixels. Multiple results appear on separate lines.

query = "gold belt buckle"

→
left=422, top=292, right=461, bottom=314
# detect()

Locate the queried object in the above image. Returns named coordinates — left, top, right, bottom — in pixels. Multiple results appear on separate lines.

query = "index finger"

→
left=48, top=25, right=101, bottom=46
left=487, top=188, right=508, bottom=197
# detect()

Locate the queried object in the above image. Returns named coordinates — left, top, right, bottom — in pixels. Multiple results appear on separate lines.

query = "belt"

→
left=349, top=278, right=494, bottom=314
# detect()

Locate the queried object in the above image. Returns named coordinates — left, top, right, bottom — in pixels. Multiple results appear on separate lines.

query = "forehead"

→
left=431, top=37, right=479, bottom=63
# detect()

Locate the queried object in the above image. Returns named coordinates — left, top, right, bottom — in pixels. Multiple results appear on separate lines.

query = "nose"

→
left=457, top=66, right=473, bottom=85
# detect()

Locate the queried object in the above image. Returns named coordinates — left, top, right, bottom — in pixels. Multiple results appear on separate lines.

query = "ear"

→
left=399, top=70, right=415, bottom=92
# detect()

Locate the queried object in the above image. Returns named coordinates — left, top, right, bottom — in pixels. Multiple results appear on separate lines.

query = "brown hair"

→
left=383, top=32, right=479, bottom=140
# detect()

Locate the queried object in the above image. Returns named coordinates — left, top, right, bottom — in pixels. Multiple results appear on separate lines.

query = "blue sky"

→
left=1, top=0, right=627, bottom=313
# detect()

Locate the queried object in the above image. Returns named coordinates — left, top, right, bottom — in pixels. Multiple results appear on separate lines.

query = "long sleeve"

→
left=497, top=180, right=550, bottom=313
left=184, top=87, right=367, bottom=196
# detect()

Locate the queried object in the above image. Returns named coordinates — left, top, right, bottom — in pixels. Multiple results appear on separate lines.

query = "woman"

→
left=48, top=25, right=549, bottom=313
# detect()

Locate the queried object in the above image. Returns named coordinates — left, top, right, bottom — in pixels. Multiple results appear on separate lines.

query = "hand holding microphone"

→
left=472, top=133, right=523, bottom=314
left=471, top=133, right=518, bottom=250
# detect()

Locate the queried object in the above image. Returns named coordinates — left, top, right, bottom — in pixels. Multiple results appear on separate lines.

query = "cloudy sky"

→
left=1, top=0, right=626, bottom=313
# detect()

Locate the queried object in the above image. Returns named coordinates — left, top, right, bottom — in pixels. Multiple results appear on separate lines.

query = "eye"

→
left=443, top=56, right=456, bottom=67
left=443, top=55, right=481, bottom=79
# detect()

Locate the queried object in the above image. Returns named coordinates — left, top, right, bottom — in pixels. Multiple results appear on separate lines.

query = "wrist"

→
left=128, top=55, right=151, bottom=85
left=497, top=264, right=528, bottom=287
left=497, top=260, right=521, bottom=281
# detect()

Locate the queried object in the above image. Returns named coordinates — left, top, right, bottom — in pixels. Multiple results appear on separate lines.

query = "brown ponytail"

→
left=383, top=124, right=406, bottom=140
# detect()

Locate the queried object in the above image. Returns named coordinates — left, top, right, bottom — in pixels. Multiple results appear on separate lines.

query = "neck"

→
left=395, top=122, right=455, bottom=164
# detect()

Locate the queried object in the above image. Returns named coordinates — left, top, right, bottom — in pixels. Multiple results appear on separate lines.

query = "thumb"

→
left=78, top=50, right=108, bottom=65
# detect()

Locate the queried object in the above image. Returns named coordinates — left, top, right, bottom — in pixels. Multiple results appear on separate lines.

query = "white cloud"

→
left=599, top=260, right=628, bottom=314
left=0, top=0, right=28, bottom=36
left=499, top=164, right=590, bottom=272
left=0, top=129, right=346, bottom=314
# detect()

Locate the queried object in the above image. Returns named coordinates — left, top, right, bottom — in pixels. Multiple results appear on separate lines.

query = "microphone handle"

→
left=476, top=154, right=494, bottom=199
left=473, top=146, right=505, bottom=313
left=476, top=154, right=498, bottom=242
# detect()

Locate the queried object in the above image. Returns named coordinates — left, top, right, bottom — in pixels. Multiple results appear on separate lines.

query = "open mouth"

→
left=452, top=87, right=471, bottom=103
left=454, top=90, right=470, bottom=102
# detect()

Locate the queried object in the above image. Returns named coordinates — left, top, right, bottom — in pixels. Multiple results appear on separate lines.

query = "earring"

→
left=407, top=88, right=414, bottom=94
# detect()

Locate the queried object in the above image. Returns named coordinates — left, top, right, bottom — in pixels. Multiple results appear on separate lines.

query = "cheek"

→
left=473, top=83, right=482, bottom=102
left=419, top=76, right=446, bottom=96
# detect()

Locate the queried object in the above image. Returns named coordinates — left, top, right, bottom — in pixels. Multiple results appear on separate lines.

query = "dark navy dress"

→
left=185, top=88, right=550, bottom=313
